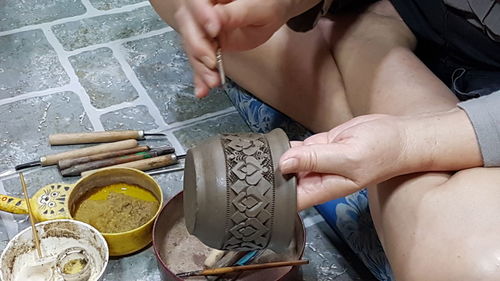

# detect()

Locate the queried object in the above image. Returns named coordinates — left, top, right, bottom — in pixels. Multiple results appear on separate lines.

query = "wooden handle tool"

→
left=49, top=130, right=165, bottom=145
left=57, top=146, right=150, bottom=170
left=19, top=172, right=42, bottom=258
left=176, top=260, right=309, bottom=278
left=81, top=154, right=178, bottom=177
left=61, top=146, right=175, bottom=176
left=15, top=139, right=138, bottom=170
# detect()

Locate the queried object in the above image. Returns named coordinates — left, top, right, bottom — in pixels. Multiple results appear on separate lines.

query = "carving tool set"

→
left=1, top=130, right=184, bottom=179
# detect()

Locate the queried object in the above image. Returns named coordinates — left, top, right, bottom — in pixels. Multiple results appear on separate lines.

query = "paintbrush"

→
left=176, top=260, right=308, bottom=278
left=19, top=172, right=42, bottom=258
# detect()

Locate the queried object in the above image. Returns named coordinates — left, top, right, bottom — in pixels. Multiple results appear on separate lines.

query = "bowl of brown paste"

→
left=67, top=167, right=163, bottom=256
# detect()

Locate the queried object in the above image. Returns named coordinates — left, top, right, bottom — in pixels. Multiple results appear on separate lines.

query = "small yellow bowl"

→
left=0, top=167, right=163, bottom=256
left=67, top=167, right=164, bottom=256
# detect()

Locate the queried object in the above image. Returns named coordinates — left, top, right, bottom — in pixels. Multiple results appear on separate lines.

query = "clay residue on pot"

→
left=158, top=219, right=300, bottom=281
left=1, top=220, right=108, bottom=281
left=160, top=217, right=211, bottom=281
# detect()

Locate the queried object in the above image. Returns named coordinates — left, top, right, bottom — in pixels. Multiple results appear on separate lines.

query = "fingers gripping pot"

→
left=184, top=128, right=297, bottom=252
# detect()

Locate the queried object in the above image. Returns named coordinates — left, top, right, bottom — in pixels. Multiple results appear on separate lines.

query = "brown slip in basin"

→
left=152, top=192, right=306, bottom=281
left=183, top=128, right=297, bottom=252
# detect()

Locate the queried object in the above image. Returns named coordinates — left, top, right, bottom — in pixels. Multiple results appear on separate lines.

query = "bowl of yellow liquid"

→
left=67, top=167, right=163, bottom=256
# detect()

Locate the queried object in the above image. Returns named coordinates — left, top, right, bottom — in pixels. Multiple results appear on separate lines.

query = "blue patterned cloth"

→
left=224, top=80, right=394, bottom=281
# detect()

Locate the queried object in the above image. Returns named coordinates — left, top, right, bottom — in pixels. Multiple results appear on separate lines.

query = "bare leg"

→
left=150, top=0, right=353, bottom=133
left=150, top=0, right=500, bottom=279
left=319, top=2, right=500, bottom=280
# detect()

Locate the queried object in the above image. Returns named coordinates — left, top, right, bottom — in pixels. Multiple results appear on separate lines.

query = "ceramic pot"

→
left=183, top=128, right=297, bottom=252
left=153, top=192, right=306, bottom=281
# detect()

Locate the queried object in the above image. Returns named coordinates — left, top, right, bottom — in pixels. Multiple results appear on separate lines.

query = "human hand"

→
left=279, top=115, right=410, bottom=210
left=174, top=0, right=222, bottom=98
left=174, top=0, right=319, bottom=98
left=280, top=109, right=482, bottom=210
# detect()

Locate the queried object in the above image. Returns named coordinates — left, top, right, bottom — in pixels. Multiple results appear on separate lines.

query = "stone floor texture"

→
left=0, top=1, right=373, bottom=280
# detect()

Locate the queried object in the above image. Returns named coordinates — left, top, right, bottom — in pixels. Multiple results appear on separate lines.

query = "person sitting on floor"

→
left=149, top=0, right=500, bottom=279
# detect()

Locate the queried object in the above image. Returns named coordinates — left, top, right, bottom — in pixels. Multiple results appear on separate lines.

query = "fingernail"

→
left=194, top=87, right=202, bottom=97
left=201, top=56, right=215, bottom=68
left=280, top=158, right=298, bottom=174
left=205, top=22, right=219, bottom=38
left=206, top=74, right=218, bottom=87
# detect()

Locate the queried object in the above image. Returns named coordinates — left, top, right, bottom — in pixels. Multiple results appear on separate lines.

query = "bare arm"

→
left=279, top=108, right=483, bottom=210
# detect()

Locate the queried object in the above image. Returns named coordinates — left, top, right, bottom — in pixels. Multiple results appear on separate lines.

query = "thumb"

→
left=279, top=143, right=347, bottom=174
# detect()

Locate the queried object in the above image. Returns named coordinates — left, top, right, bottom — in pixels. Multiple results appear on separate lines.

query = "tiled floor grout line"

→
left=108, top=41, right=189, bottom=152
left=79, top=0, right=101, bottom=14
left=41, top=27, right=105, bottom=131
left=64, top=27, right=173, bottom=56
left=164, top=131, right=186, bottom=154
left=0, top=27, right=173, bottom=108
left=90, top=99, right=146, bottom=115
left=165, top=107, right=238, bottom=131
left=0, top=85, right=72, bottom=106
left=0, top=1, right=151, bottom=37
left=109, top=43, right=170, bottom=130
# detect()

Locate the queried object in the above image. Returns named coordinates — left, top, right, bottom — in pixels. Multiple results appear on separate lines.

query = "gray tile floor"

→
left=0, top=1, right=374, bottom=280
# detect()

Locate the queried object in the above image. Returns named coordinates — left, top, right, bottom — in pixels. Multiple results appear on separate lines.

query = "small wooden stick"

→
left=19, top=172, right=42, bottom=258
left=176, top=260, right=309, bottom=278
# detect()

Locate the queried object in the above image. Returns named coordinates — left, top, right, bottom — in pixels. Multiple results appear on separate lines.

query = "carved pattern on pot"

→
left=221, top=134, right=275, bottom=250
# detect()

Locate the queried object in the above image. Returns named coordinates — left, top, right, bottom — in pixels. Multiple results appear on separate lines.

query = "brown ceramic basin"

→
left=152, top=192, right=306, bottom=281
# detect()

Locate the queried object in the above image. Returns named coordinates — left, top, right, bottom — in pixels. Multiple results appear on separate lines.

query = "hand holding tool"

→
left=15, top=139, right=138, bottom=170
left=176, top=260, right=309, bottom=278
left=60, top=146, right=175, bottom=177
left=49, top=130, right=165, bottom=145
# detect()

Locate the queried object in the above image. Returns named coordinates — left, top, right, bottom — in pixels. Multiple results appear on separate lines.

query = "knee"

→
left=398, top=240, right=500, bottom=281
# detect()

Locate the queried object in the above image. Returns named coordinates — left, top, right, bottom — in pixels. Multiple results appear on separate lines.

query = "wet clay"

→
left=184, top=128, right=297, bottom=252
left=1, top=220, right=108, bottom=281
left=161, top=217, right=211, bottom=281
left=73, top=183, right=159, bottom=233
left=154, top=194, right=302, bottom=281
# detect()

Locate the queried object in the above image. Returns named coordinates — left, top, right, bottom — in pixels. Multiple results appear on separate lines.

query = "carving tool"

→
left=19, top=172, right=42, bottom=258
left=57, top=145, right=150, bottom=170
left=145, top=154, right=187, bottom=176
left=49, top=130, right=166, bottom=145
left=60, top=146, right=175, bottom=177
left=81, top=153, right=182, bottom=177
left=216, top=47, right=225, bottom=85
left=176, top=260, right=309, bottom=278
left=14, top=139, right=139, bottom=170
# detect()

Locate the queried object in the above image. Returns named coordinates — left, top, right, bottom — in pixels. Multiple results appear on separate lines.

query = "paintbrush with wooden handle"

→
left=176, top=260, right=309, bottom=278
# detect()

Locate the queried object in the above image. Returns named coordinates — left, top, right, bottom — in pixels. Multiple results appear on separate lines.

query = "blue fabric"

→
left=315, top=191, right=393, bottom=280
left=223, top=80, right=394, bottom=281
